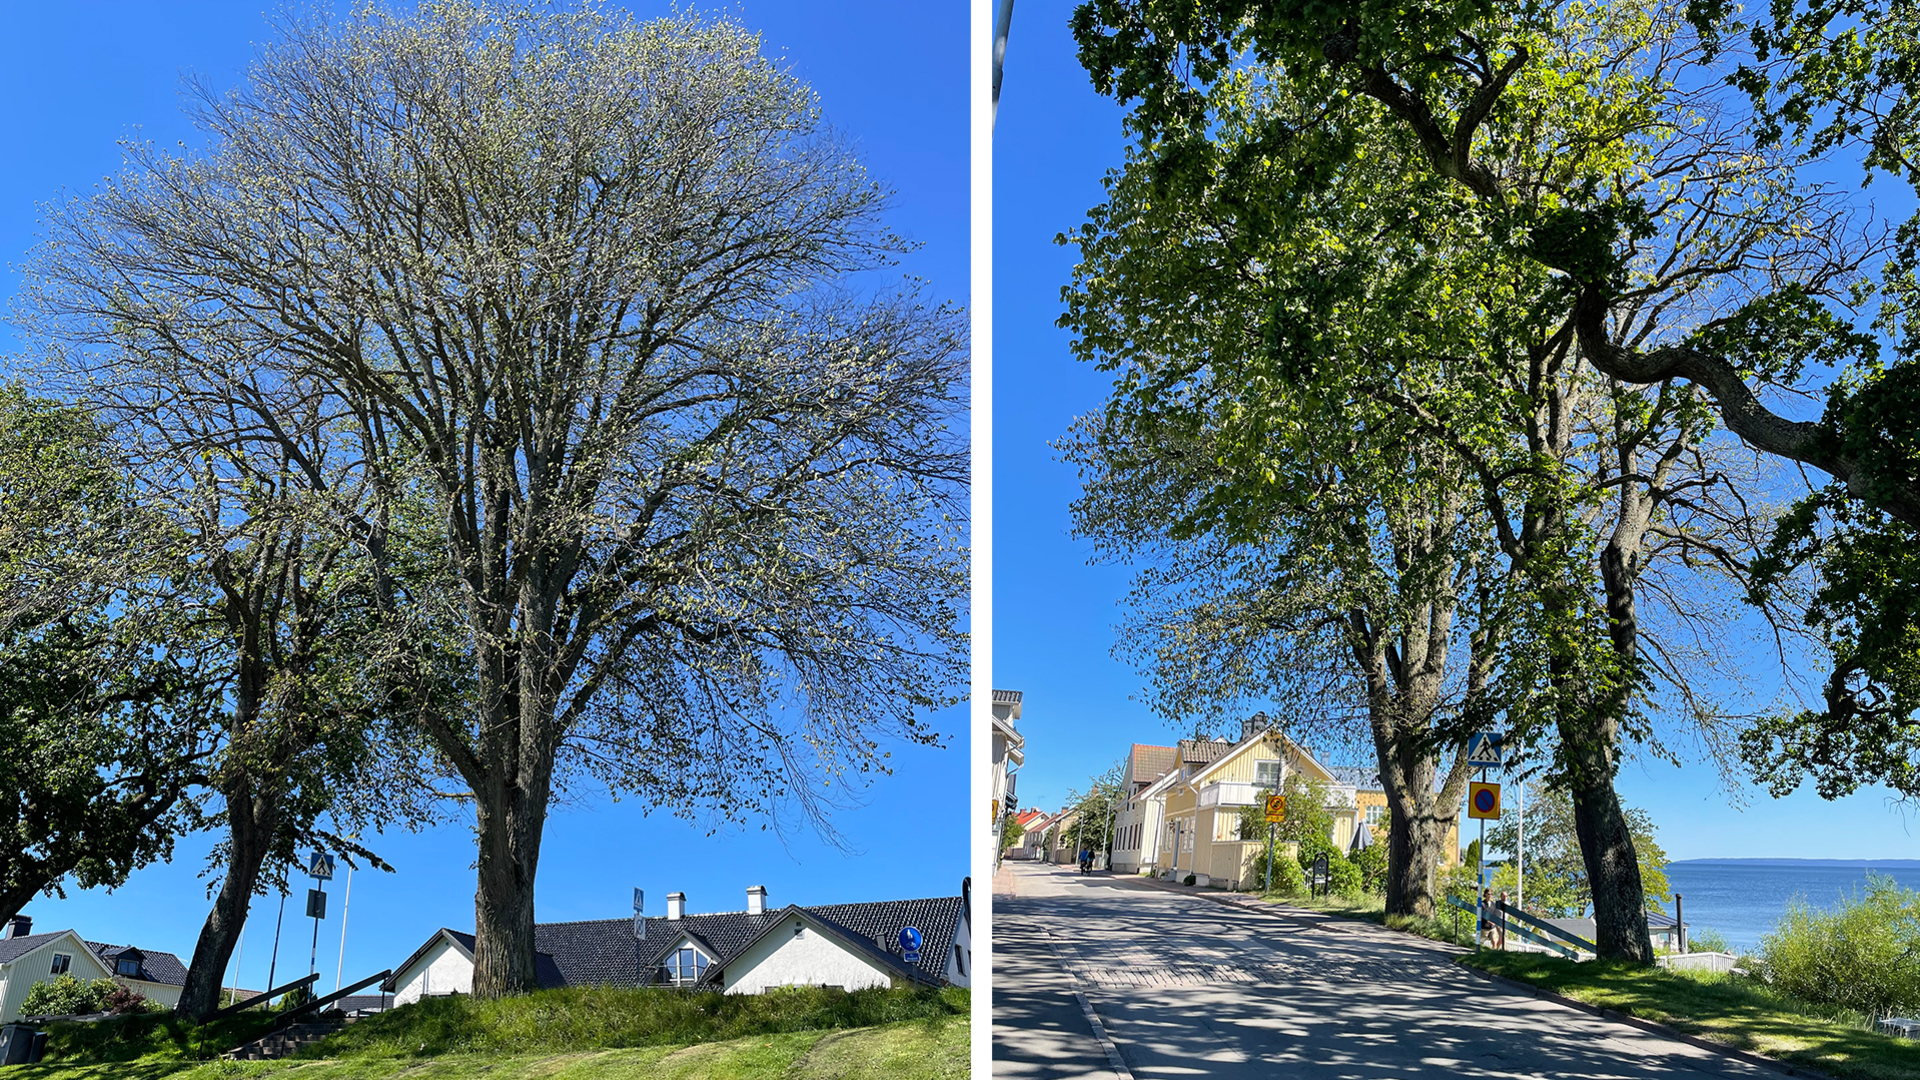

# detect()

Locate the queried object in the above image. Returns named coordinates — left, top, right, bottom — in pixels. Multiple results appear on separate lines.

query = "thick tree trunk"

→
left=177, top=779, right=280, bottom=1020
left=467, top=682, right=557, bottom=998
left=1567, top=764, right=1653, bottom=961
left=1380, top=742, right=1472, bottom=919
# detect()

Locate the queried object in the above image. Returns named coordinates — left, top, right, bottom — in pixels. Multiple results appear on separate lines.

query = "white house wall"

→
left=945, top=906, right=971, bottom=988
left=120, top=978, right=182, bottom=1011
left=0, top=934, right=112, bottom=1023
left=721, top=917, right=892, bottom=995
left=391, top=937, right=473, bottom=1005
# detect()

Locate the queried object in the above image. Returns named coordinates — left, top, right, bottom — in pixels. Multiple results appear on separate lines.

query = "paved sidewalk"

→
left=995, top=861, right=1783, bottom=1079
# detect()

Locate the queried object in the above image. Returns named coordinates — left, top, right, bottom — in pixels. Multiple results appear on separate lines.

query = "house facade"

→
left=990, top=690, right=1025, bottom=868
left=386, top=882, right=971, bottom=1001
left=1105, top=737, right=1175, bottom=876
left=1326, top=765, right=1462, bottom=865
left=1156, top=720, right=1356, bottom=889
left=0, top=918, right=189, bottom=1022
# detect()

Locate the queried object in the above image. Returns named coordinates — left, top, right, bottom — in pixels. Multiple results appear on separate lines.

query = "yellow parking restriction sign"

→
left=1265, top=794, right=1287, bottom=823
left=1467, top=781, right=1501, bottom=820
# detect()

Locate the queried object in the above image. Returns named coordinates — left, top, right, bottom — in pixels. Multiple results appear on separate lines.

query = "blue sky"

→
left=0, top=0, right=967, bottom=995
left=991, top=5, right=1919, bottom=862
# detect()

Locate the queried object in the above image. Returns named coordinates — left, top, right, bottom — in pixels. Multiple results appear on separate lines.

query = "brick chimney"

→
left=666, top=892, right=686, bottom=921
left=747, top=886, right=767, bottom=916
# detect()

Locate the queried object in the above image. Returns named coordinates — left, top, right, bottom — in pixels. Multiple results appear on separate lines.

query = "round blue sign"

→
left=1473, top=788, right=1497, bottom=814
left=898, top=926, right=922, bottom=953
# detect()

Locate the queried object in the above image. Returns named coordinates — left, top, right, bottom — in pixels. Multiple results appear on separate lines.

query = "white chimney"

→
left=747, top=885, right=767, bottom=916
left=667, top=891, right=686, bottom=921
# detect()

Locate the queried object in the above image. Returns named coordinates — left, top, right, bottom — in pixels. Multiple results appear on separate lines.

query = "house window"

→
left=660, top=946, right=709, bottom=986
left=50, top=953, right=71, bottom=976
left=1366, top=804, right=1386, bottom=826
left=1255, top=760, right=1282, bottom=788
left=116, top=958, right=141, bottom=977
left=954, top=944, right=967, bottom=976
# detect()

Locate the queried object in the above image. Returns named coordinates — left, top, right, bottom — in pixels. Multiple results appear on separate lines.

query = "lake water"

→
left=1660, top=860, right=1920, bottom=953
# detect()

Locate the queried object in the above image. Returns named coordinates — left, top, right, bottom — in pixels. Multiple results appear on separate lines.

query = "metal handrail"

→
left=206, top=972, right=319, bottom=1021
left=1446, top=896, right=1587, bottom=959
left=276, top=969, right=393, bottom=1025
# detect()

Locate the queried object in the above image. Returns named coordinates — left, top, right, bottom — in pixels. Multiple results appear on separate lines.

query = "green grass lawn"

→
left=1463, top=952, right=1920, bottom=1080
left=1, top=1015, right=967, bottom=1080
left=10, top=985, right=969, bottom=1079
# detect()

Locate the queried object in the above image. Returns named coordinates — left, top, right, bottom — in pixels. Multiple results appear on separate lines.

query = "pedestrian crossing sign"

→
left=1468, top=781, right=1501, bottom=820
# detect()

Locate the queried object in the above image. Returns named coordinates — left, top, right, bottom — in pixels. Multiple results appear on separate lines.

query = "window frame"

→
left=660, top=944, right=710, bottom=987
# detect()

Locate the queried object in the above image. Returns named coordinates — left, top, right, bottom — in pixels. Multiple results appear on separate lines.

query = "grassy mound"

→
left=34, top=1008, right=285, bottom=1066
left=303, top=984, right=967, bottom=1060
left=7, top=1014, right=968, bottom=1079
left=1464, top=952, right=1920, bottom=1080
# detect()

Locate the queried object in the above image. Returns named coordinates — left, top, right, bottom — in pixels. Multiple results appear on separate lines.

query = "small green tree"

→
left=1485, top=782, right=1670, bottom=916
left=1000, top=818, right=1026, bottom=853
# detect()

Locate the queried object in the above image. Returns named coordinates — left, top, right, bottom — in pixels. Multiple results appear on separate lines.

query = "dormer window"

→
left=660, top=945, right=709, bottom=986
left=116, top=958, right=141, bottom=977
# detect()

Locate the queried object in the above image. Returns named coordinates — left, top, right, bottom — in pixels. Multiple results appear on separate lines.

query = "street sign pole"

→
left=1265, top=824, right=1274, bottom=894
left=1476, top=815, right=1486, bottom=951
left=267, top=884, right=287, bottom=993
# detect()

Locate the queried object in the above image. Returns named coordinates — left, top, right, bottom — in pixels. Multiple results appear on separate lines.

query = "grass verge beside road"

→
left=1246, top=890, right=1478, bottom=948
left=5, top=1016, right=967, bottom=1080
left=1462, top=952, right=1919, bottom=1080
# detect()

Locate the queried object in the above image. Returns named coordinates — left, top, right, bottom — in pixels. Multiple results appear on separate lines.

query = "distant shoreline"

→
left=1672, top=858, right=1920, bottom=868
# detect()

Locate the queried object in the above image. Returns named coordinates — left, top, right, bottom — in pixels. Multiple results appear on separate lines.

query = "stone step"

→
left=222, top=1020, right=346, bottom=1061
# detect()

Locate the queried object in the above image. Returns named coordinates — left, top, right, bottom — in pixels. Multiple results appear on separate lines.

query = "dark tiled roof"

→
left=392, top=895, right=965, bottom=993
left=89, top=943, right=189, bottom=986
left=806, top=897, right=963, bottom=983
left=992, top=689, right=1022, bottom=704
left=338, top=994, right=390, bottom=1013
left=0, top=931, right=70, bottom=966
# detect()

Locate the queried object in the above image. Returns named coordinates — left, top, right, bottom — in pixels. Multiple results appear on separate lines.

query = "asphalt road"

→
left=992, top=861, right=1780, bottom=1080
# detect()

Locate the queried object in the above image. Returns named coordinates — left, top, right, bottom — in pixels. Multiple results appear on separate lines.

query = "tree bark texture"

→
left=176, top=778, right=281, bottom=1020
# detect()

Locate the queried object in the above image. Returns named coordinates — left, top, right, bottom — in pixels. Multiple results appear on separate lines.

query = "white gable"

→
left=390, top=934, right=474, bottom=1006
left=717, top=914, right=893, bottom=995
left=0, top=932, right=113, bottom=1023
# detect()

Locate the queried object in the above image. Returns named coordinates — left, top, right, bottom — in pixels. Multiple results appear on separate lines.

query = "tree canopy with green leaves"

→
left=1068, top=0, right=1920, bottom=811
left=1061, top=0, right=1907, bottom=961
left=19, top=2, right=967, bottom=999
left=0, top=388, right=213, bottom=927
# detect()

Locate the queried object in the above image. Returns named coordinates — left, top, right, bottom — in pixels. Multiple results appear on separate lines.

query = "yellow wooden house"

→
left=1158, top=726, right=1356, bottom=890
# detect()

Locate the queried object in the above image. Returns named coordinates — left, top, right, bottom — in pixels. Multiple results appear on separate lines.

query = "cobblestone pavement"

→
left=994, top=861, right=1782, bottom=1080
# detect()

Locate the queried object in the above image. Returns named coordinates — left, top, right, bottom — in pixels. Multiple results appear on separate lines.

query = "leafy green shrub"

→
left=1247, top=846, right=1306, bottom=895
left=21, top=975, right=115, bottom=1017
left=1350, top=837, right=1388, bottom=894
left=1183, top=873, right=1196, bottom=886
left=1294, top=836, right=1361, bottom=896
left=1756, top=875, right=1920, bottom=1017
left=101, top=983, right=154, bottom=1015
